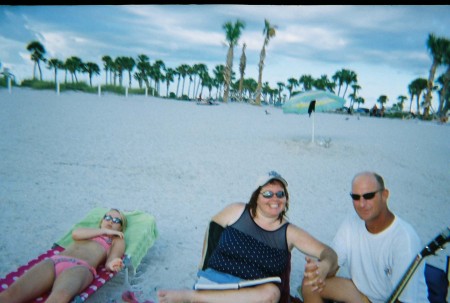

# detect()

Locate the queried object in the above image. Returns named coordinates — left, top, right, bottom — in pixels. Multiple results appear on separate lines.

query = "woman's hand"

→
left=303, top=256, right=326, bottom=292
left=102, top=229, right=124, bottom=239
left=107, top=257, right=124, bottom=272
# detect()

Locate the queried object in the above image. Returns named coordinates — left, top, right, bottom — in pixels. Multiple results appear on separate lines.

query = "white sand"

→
left=0, top=87, right=449, bottom=302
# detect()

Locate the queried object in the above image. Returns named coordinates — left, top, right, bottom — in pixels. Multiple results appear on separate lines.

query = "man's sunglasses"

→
left=261, top=190, right=286, bottom=198
left=103, top=214, right=123, bottom=225
left=350, top=189, right=383, bottom=201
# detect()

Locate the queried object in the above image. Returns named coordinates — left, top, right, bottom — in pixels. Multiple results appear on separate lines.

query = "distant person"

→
left=301, top=171, right=428, bottom=303
left=158, top=171, right=337, bottom=303
left=371, top=105, right=378, bottom=117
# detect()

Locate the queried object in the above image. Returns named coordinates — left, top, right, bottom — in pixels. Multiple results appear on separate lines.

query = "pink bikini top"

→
left=92, top=235, right=113, bottom=253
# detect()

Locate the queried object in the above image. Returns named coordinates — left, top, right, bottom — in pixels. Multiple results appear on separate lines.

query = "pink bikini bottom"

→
left=50, top=255, right=97, bottom=278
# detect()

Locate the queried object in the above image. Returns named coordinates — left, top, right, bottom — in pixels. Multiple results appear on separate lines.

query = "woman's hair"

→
left=99, top=208, right=127, bottom=231
left=247, top=179, right=289, bottom=222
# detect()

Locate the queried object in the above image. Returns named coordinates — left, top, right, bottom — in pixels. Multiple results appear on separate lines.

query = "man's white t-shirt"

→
left=332, top=213, right=429, bottom=303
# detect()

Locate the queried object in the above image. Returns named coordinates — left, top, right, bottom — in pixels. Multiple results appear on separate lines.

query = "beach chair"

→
left=0, top=207, right=159, bottom=303
left=200, top=221, right=303, bottom=303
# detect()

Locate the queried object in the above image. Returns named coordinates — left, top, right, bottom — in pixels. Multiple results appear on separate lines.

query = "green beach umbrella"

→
left=282, top=90, right=346, bottom=143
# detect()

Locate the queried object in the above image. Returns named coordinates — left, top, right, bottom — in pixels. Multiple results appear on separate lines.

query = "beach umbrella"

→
left=282, top=90, right=346, bottom=143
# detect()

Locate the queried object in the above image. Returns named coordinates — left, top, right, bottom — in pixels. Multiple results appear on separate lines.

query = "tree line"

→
left=16, top=21, right=450, bottom=119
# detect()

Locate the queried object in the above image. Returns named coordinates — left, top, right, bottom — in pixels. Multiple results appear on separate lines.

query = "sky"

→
left=1, top=5, right=449, bottom=109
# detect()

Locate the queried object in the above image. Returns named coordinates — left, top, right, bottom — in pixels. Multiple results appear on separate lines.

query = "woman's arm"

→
left=71, top=227, right=124, bottom=240
left=105, top=237, right=126, bottom=272
left=287, top=224, right=338, bottom=280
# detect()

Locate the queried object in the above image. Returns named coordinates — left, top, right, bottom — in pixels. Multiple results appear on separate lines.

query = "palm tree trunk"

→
left=223, top=47, right=233, bottom=103
left=255, top=44, right=266, bottom=105
left=424, top=61, right=438, bottom=118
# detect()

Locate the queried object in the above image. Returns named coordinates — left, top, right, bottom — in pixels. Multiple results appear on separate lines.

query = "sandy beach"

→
left=0, top=87, right=449, bottom=302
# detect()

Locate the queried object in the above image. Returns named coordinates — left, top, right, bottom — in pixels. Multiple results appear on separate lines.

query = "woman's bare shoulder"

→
left=211, top=202, right=246, bottom=227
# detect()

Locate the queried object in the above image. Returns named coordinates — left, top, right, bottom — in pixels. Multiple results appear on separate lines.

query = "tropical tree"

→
left=436, top=40, right=450, bottom=117
left=102, top=55, right=113, bottom=85
left=286, top=78, right=298, bottom=99
left=348, top=84, right=361, bottom=110
left=238, top=43, right=247, bottom=102
left=255, top=19, right=277, bottom=105
left=65, top=56, right=83, bottom=83
left=342, top=69, right=357, bottom=98
left=299, top=74, right=314, bottom=91
left=164, top=67, right=175, bottom=98
left=423, top=34, right=450, bottom=118
left=26, top=41, right=46, bottom=81
left=409, top=78, right=428, bottom=115
left=135, top=54, right=151, bottom=89
left=178, top=64, right=190, bottom=97
left=276, top=81, right=285, bottom=102
left=377, top=95, right=388, bottom=110
left=152, top=60, right=165, bottom=96
left=83, top=62, right=100, bottom=87
left=262, top=82, right=271, bottom=103
left=332, top=69, right=345, bottom=96
left=213, top=64, right=225, bottom=100
left=114, top=57, right=125, bottom=87
left=354, top=96, right=365, bottom=109
left=222, top=19, right=245, bottom=103
left=313, top=74, right=333, bottom=91
left=122, top=57, right=136, bottom=88
left=397, top=95, right=408, bottom=112
left=192, top=63, right=207, bottom=99
left=47, top=58, right=63, bottom=85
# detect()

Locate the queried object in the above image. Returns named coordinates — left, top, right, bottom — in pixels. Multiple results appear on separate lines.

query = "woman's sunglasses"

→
left=350, top=189, right=383, bottom=201
left=261, top=190, right=286, bottom=198
left=103, top=214, right=123, bottom=225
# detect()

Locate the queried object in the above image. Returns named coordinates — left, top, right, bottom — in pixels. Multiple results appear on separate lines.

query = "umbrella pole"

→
left=312, top=111, right=315, bottom=143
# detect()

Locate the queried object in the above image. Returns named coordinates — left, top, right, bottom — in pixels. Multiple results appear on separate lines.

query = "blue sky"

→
left=1, top=5, right=449, bottom=109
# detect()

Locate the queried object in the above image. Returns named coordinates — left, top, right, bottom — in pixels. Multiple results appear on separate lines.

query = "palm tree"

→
left=286, top=78, right=298, bottom=99
left=213, top=64, right=225, bottom=100
left=26, top=41, right=46, bottom=81
left=164, top=67, right=175, bottom=98
left=178, top=64, right=190, bottom=98
left=436, top=41, right=450, bottom=117
left=276, top=81, right=285, bottom=102
left=377, top=95, right=388, bottom=110
left=409, top=78, right=428, bottom=115
left=354, top=96, right=365, bottom=109
left=152, top=60, right=165, bottom=96
left=349, top=84, right=361, bottom=109
left=114, top=57, right=125, bottom=87
left=342, top=69, right=357, bottom=98
left=65, top=56, right=83, bottom=83
left=47, top=58, right=63, bottom=85
left=222, top=19, right=245, bottom=103
left=332, top=70, right=345, bottom=97
left=238, top=43, right=247, bottom=102
left=397, top=95, right=408, bottom=112
left=122, top=57, right=136, bottom=88
left=299, top=74, right=314, bottom=91
left=83, top=62, right=100, bottom=87
left=102, top=55, right=113, bottom=85
left=255, top=19, right=277, bottom=105
left=424, top=34, right=450, bottom=118
left=135, top=54, right=151, bottom=89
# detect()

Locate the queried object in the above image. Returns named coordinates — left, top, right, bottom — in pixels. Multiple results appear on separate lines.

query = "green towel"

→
left=55, top=207, right=158, bottom=274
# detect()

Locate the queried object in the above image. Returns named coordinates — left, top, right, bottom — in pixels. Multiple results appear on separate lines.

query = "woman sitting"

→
left=158, top=171, right=337, bottom=303
left=0, top=208, right=127, bottom=303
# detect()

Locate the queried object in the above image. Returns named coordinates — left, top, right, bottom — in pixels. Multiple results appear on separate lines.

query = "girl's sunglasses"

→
left=261, top=190, right=286, bottom=198
left=103, top=214, right=123, bottom=225
left=350, top=189, right=382, bottom=201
